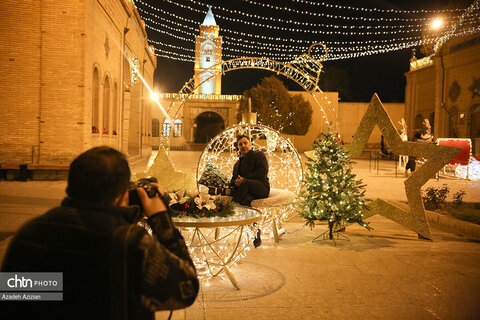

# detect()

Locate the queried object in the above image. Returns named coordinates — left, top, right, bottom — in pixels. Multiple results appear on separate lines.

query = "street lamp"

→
left=430, top=18, right=444, bottom=31
left=151, top=91, right=159, bottom=102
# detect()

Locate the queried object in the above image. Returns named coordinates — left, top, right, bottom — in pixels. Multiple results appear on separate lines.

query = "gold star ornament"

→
left=135, top=146, right=196, bottom=192
left=342, top=94, right=461, bottom=240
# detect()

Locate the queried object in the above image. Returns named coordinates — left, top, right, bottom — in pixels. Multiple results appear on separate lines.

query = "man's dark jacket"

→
left=0, top=197, right=199, bottom=320
left=230, top=149, right=270, bottom=188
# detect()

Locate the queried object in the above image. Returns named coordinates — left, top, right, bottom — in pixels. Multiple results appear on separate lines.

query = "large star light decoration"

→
left=135, top=146, right=196, bottom=192
left=342, top=94, right=461, bottom=239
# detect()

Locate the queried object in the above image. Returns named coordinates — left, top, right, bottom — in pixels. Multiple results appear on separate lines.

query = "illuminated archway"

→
left=167, top=43, right=339, bottom=133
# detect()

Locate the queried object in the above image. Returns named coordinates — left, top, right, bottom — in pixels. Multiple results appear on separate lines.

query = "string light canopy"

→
left=134, top=0, right=480, bottom=63
left=163, top=43, right=340, bottom=132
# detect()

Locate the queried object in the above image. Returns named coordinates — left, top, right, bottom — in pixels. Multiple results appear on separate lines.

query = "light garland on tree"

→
left=300, top=129, right=371, bottom=240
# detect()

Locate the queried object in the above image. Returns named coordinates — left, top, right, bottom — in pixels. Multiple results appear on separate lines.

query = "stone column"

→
left=122, top=89, right=131, bottom=154
left=404, top=72, right=414, bottom=136
left=433, top=55, right=447, bottom=138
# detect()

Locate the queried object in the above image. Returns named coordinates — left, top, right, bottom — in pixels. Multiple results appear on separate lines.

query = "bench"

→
left=27, top=164, right=69, bottom=180
left=0, top=164, right=69, bottom=181
left=251, top=188, right=297, bottom=243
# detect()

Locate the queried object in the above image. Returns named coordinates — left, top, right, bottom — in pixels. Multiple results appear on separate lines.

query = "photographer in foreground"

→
left=1, top=146, right=199, bottom=320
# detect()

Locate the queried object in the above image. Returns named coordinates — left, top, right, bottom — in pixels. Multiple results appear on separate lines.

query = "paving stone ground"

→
left=0, top=151, right=479, bottom=319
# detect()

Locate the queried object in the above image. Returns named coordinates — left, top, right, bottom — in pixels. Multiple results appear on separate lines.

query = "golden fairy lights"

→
left=410, top=55, right=434, bottom=71
left=135, top=0, right=480, bottom=62
left=288, top=0, right=464, bottom=14
left=172, top=207, right=262, bottom=288
left=158, top=93, right=242, bottom=101
left=197, top=124, right=303, bottom=194
left=154, top=0, right=463, bottom=22
left=165, top=45, right=340, bottom=131
left=196, top=124, right=302, bottom=239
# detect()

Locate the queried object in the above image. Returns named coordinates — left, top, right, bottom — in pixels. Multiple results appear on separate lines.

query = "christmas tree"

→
left=300, top=130, right=371, bottom=240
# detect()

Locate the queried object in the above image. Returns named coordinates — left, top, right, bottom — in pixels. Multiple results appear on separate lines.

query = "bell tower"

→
left=194, top=6, right=222, bottom=95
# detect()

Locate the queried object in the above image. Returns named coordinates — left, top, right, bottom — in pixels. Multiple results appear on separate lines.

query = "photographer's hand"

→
left=235, top=175, right=245, bottom=186
left=137, top=182, right=167, bottom=217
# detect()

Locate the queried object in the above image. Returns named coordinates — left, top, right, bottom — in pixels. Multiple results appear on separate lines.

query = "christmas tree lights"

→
left=300, top=130, right=371, bottom=240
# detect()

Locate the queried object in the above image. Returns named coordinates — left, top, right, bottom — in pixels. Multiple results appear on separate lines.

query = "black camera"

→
left=128, top=177, right=159, bottom=210
left=207, top=186, right=232, bottom=196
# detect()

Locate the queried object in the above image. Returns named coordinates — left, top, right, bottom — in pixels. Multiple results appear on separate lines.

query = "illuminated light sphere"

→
left=197, top=123, right=303, bottom=194
left=197, top=124, right=303, bottom=238
left=430, top=18, right=444, bottom=30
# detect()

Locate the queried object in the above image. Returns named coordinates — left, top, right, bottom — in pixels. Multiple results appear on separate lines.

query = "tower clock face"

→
left=200, top=42, right=216, bottom=69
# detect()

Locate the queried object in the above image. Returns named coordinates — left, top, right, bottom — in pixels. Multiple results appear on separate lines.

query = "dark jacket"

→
left=230, top=149, right=270, bottom=188
left=0, top=197, right=199, bottom=320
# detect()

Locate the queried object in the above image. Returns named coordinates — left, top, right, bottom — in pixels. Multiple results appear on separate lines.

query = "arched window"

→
left=112, top=82, right=118, bottom=135
left=163, top=119, right=171, bottom=137
left=152, top=119, right=159, bottom=137
left=173, top=119, right=183, bottom=137
left=92, top=67, right=100, bottom=133
left=103, top=75, right=111, bottom=135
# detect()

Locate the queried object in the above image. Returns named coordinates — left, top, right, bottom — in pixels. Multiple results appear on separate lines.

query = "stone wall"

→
left=285, top=92, right=405, bottom=151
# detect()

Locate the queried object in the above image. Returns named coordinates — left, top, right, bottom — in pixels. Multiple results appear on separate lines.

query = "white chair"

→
left=251, top=188, right=296, bottom=243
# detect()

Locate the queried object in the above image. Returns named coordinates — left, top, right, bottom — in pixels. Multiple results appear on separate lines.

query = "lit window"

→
left=173, top=119, right=182, bottom=137
left=163, top=119, right=171, bottom=137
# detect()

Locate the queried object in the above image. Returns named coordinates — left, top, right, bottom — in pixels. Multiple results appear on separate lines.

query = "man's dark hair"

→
left=66, top=146, right=131, bottom=205
left=236, top=134, right=251, bottom=142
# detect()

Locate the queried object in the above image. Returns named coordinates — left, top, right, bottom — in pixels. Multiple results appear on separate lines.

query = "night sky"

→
left=137, top=0, right=470, bottom=102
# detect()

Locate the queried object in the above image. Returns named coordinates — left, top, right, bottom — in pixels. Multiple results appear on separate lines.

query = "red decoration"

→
left=437, top=139, right=471, bottom=165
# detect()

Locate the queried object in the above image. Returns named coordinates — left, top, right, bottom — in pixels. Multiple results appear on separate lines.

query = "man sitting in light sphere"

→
left=229, top=134, right=270, bottom=206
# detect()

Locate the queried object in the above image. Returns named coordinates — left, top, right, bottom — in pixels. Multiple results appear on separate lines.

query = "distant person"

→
left=229, top=135, right=270, bottom=206
left=405, top=130, right=424, bottom=177
left=1, top=146, right=199, bottom=320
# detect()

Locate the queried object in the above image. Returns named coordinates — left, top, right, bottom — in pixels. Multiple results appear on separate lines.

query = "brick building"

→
left=0, top=0, right=156, bottom=165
